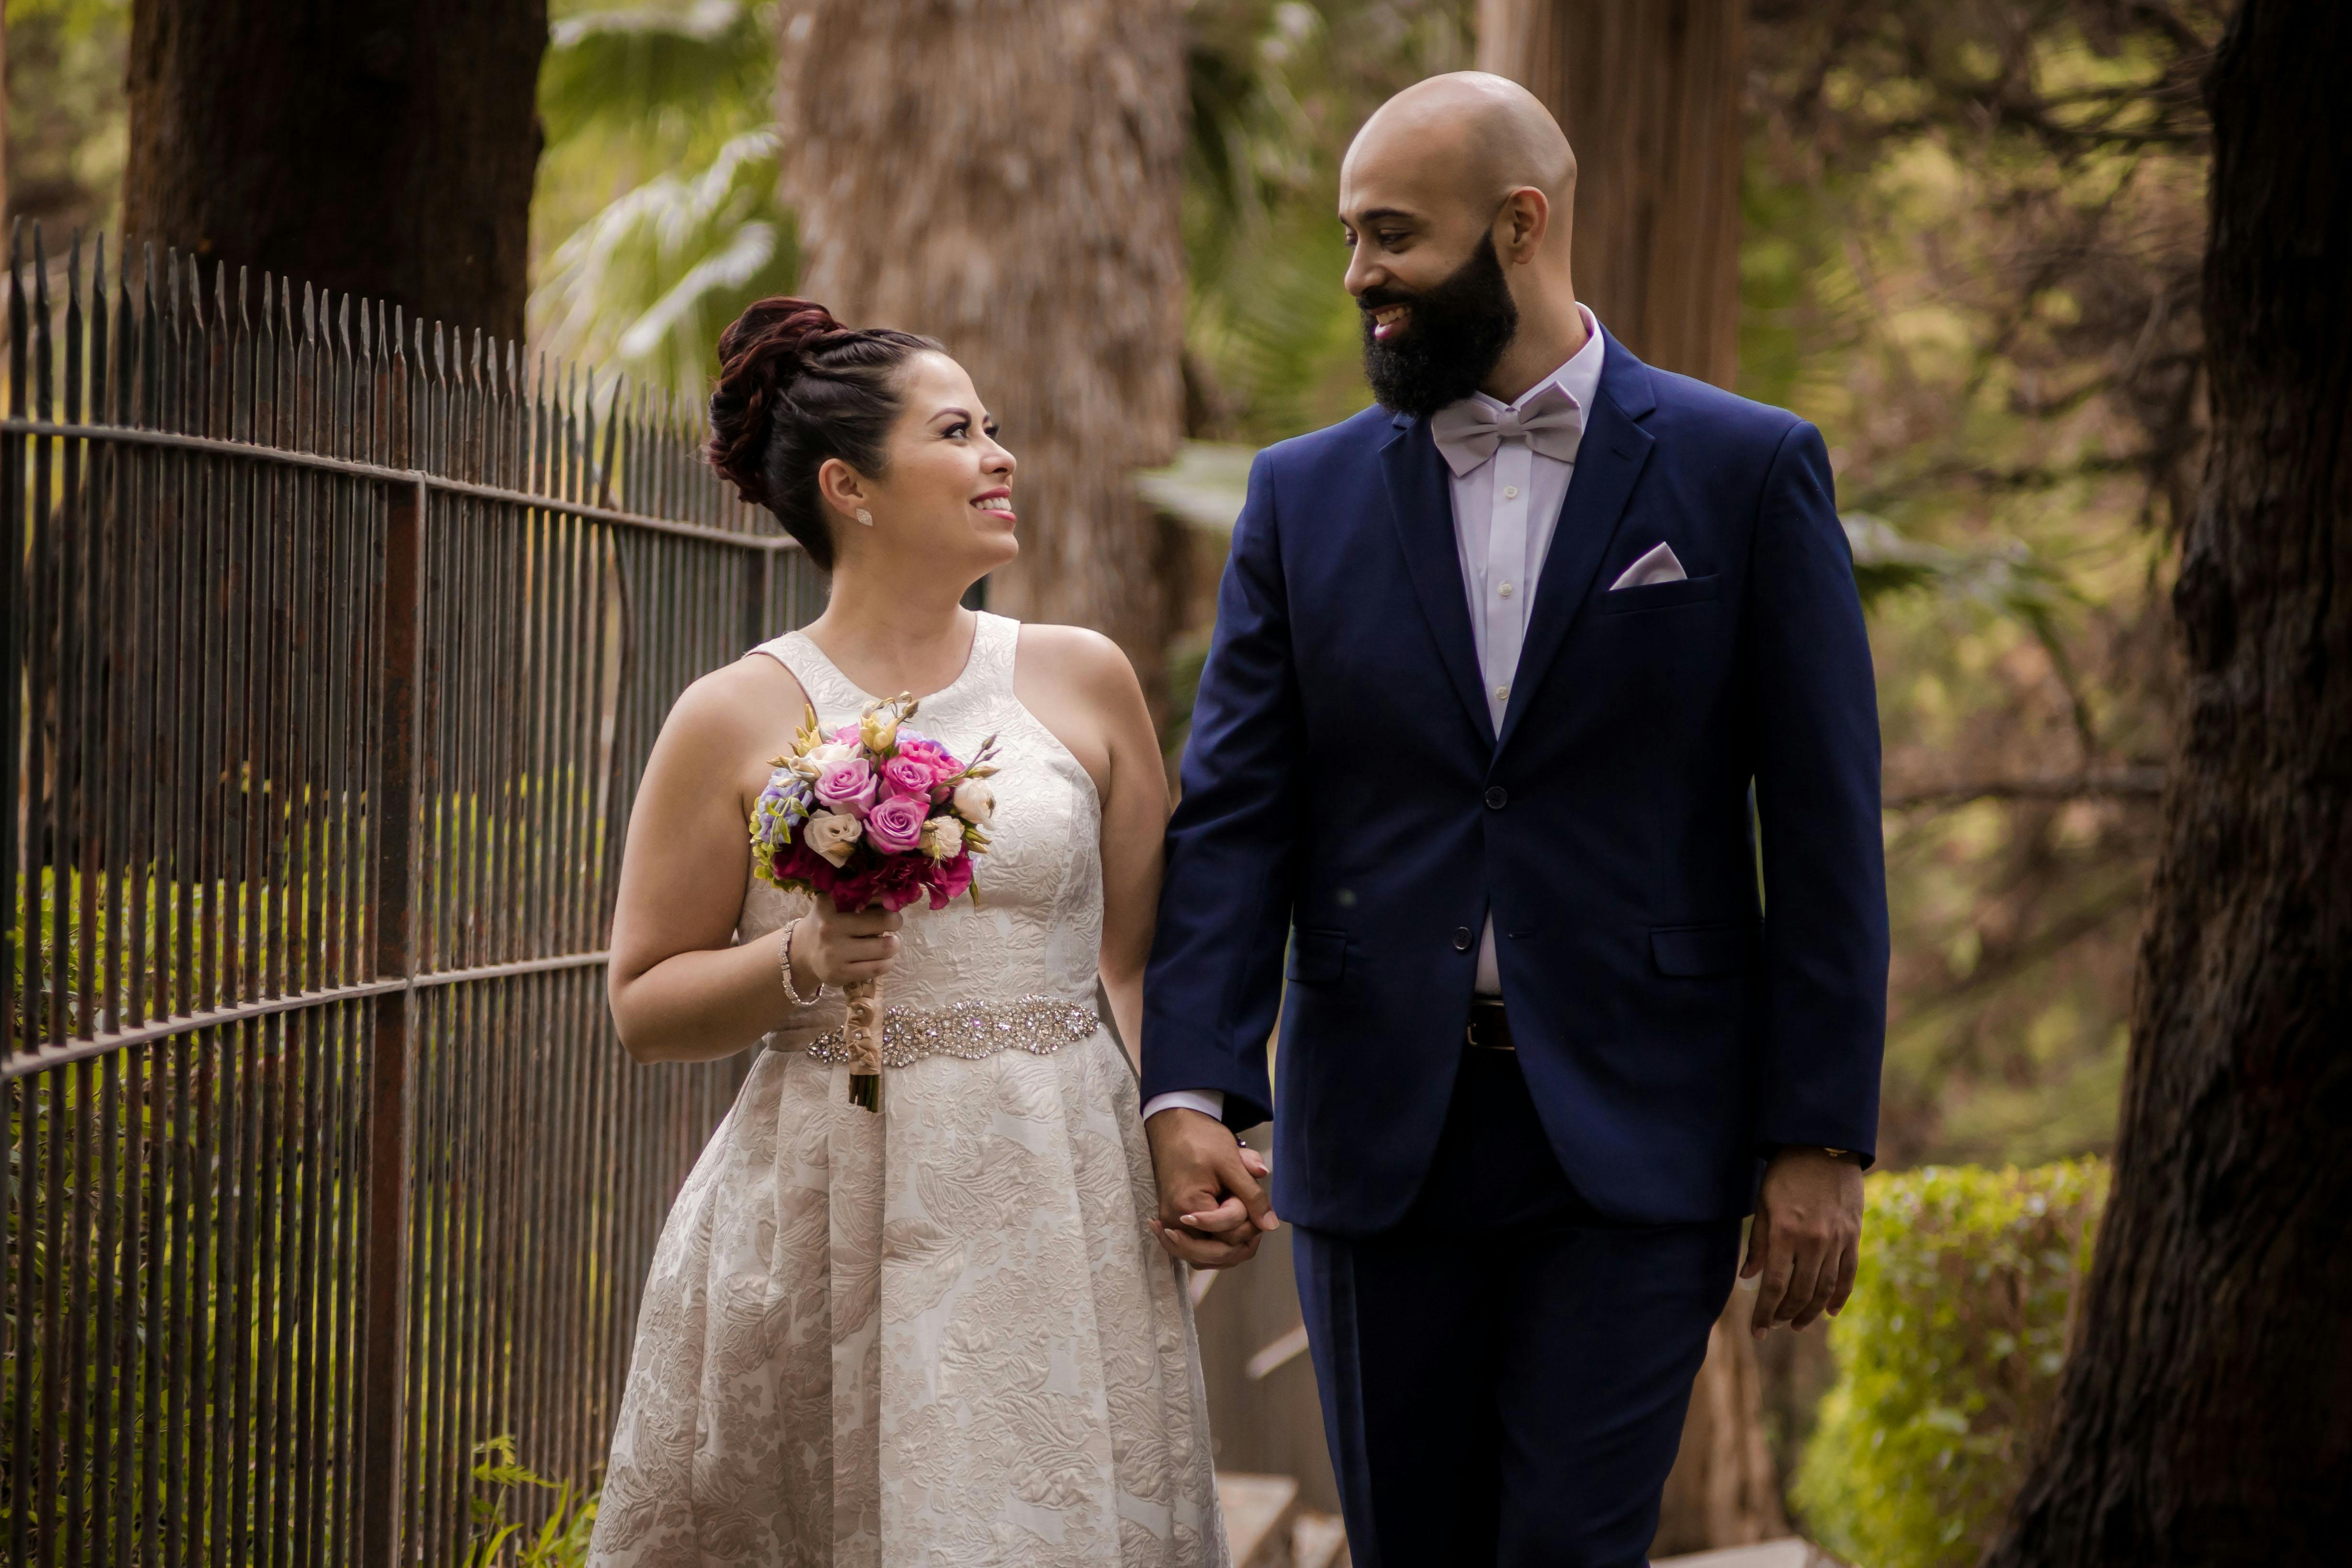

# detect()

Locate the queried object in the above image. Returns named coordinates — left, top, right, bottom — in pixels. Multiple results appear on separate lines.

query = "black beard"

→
left=1360, top=235, right=1520, bottom=420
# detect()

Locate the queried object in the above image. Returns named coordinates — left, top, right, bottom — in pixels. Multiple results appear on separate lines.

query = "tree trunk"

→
left=122, top=0, right=546, bottom=341
left=1474, top=0, right=1744, bottom=387
left=1984, top=1, right=2352, bottom=1561
left=773, top=0, right=1189, bottom=681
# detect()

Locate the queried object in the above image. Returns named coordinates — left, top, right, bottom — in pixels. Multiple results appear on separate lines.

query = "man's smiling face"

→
left=1340, top=124, right=1522, bottom=417
left=1339, top=117, right=1504, bottom=344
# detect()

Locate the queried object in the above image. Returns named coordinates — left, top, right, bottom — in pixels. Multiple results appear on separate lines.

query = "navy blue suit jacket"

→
left=1141, top=330, right=1888, bottom=1233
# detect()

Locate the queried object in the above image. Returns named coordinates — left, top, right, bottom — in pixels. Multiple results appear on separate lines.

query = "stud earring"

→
left=855, top=508, right=874, bottom=526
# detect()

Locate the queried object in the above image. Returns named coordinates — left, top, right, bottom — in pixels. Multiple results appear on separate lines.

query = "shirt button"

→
left=1503, top=485, right=1520, bottom=500
left=1485, top=785, right=1508, bottom=810
left=1497, top=581, right=1515, bottom=598
left=1493, top=684, right=1510, bottom=703
left=1452, top=927, right=1474, bottom=951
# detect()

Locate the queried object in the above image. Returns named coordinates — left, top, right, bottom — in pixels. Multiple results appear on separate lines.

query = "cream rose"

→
left=951, top=778, right=995, bottom=827
left=803, top=809, right=864, bottom=867
left=919, top=814, right=963, bottom=860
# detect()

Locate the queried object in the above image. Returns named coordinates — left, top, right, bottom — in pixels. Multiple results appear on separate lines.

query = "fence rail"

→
left=2, top=225, right=819, bottom=1565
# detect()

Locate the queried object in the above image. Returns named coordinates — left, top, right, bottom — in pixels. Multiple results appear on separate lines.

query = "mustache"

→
left=1356, top=285, right=1420, bottom=312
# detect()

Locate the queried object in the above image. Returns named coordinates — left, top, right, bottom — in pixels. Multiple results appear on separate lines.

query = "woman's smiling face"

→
left=830, top=350, right=1020, bottom=577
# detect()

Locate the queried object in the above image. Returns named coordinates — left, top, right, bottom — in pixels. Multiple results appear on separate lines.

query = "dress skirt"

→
left=585, top=1027, right=1229, bottom=1568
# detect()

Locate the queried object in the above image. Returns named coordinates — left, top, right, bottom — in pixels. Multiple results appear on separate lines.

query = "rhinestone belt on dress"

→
left=801, top=995, right=1100, bottom=1069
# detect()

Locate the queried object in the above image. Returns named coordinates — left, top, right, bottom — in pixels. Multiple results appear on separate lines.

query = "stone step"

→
left=1214, top=1473, right=1355, bottom=1568
left=1653, top=1538, right=1851, bottom=1568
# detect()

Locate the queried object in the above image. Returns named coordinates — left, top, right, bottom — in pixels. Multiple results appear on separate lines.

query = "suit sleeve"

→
left=1748, top=421, right=1889, bottom=1163
left=1140, top=452, right=1299, bottom=1129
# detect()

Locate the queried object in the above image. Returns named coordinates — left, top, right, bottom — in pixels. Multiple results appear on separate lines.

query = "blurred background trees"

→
left=772, top=0, right=1190, bottom=680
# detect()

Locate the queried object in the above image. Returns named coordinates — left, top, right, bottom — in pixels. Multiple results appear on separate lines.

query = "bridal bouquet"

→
left=749, top=694, right=997, bottom=1109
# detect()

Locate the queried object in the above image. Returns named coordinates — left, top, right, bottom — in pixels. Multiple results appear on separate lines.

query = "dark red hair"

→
left=704, top=297, right=938, bottom=569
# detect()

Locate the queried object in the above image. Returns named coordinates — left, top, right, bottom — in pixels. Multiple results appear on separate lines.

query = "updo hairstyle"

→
left=704, top=297, right=940, bottom=570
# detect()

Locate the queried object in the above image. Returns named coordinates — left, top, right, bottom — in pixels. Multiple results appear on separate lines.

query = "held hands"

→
left=1145, top=1108, right=1279, bottom=1270
left=787, top=903, right=905, bottom=993
left=1742, top=1147, right=1864, bottom=1337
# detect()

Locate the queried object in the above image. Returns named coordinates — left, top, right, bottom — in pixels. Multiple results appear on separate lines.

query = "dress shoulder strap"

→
left=748, top=630, right=869, bottom=723
left=962, top=611, right=1021, bottom=700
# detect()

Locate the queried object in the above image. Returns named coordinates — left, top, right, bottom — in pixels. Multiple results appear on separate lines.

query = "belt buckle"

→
left=1467, top=1004, right=1513, bottom=1051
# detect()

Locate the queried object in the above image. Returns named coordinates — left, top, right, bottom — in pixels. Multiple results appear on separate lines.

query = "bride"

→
left=585, top=298, right=1238, bottom=1567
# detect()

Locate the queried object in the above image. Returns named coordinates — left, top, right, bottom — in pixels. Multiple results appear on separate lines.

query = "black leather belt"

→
left=1466, top=1000, right=1514, bottom=1051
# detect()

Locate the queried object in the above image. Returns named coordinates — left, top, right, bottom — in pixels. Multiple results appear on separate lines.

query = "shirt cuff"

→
left=1142, top=1089, right=1227, bottom=1124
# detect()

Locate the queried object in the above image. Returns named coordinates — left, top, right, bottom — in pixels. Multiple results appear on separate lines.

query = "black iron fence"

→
left=1, top=225, right=821, bottom=1565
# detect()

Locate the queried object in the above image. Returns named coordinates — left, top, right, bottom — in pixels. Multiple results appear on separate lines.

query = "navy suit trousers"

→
left=1293, top=1048, right=1741, bottom=1568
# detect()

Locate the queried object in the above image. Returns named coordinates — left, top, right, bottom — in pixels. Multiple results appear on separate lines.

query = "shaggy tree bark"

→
left=1474, top=0, right=1744, bottom=387
left=1985, top=1, right=2352, bottom=1561
left=122, top=0, right=546, bottom=340
left=773, top=0, right=1189, bottom=678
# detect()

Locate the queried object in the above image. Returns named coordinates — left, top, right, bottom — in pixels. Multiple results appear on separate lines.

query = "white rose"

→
left=919, top=814, right=964, bottom=860
left=951, top=778, right=995, bottom=827
left=803, top=810, right=864, bottom=867
left=804, top=742, right=858, bottom=767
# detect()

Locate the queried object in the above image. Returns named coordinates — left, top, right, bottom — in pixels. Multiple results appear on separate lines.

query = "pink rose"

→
left=814, top=757, right=877, bottom=816
left=864, top=794, right=929, bottom=855
left=894, top=731, right=961, bottom=779
left=830, top=724, right=861, bottom=745
left=881, top=754, right=936, bottom=801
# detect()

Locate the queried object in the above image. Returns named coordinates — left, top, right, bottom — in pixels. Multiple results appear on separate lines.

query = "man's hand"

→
left=1145, top=1108, right=1279, bottom=1270
left=1742, top=1148, right=1864, bottom=1337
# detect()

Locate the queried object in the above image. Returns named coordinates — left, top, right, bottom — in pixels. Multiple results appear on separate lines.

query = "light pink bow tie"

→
left=1428, top=384, right=1585, bottom=476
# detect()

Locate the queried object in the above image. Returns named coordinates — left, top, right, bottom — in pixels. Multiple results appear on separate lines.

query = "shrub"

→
left=467, top=1436, right=599, bottom=1568
left=1793, top=1159, right=2109, bottom=1568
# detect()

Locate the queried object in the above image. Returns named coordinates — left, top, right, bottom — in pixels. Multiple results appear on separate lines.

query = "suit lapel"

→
left=1494, top=332, right=1658, bottom=757
left=1379, top=417, right=1496, bottom=747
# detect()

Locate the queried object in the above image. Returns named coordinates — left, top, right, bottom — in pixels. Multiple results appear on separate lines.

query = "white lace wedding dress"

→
left=586, top=612, right=1228, bottom=1568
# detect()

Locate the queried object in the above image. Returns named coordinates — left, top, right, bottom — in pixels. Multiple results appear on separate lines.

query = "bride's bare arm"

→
left=607, top=657, right=902, bottom=1063
left=1013, top=625, right=1168, bottom=1070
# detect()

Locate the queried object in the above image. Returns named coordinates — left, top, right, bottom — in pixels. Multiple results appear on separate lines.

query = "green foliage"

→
left=1795, top=1160, right=2110, bottom=1568
left=529, top=2, right=794, bottom=396
left=3, top=0, right=131, bottom=238
left=1742, top=4, right=2217, bottom=1168
left=466, top=1436, right=599, bottom=1568
left=1178, top=2, right=1475, bottom=442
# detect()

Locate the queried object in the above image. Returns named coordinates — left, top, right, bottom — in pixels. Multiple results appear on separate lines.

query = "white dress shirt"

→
left=1144, top=309, right=1608, bottom=1126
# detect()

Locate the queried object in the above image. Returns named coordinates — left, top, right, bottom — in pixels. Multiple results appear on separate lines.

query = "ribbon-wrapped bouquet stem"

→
left=749, top=695, right=997, bottom=1110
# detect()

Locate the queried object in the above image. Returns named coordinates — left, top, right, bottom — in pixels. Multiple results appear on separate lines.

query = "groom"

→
left=1140, top=73, right=1887, bottom=1566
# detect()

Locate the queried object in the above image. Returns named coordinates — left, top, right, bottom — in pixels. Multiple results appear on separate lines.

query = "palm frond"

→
left=539, top=1, right=774, bottom=142
left=530, top=127, right=796, bottom=397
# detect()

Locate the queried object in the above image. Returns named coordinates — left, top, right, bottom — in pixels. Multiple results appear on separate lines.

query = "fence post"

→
left=359, top=473, right=427, bottom=1567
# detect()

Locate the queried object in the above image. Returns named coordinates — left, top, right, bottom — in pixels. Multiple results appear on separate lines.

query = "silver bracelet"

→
left=778, top=918, right=821, bottom=1004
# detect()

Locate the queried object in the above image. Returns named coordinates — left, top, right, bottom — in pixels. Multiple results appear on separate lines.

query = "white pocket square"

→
left=1609, top=541, right=1688, bottom=590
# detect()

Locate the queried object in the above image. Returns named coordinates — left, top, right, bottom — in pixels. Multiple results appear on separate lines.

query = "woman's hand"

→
left=790, top=902, right=905, bottom=992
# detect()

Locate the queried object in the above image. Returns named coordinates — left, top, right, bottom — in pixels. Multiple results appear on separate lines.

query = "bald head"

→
left=1339, top=72, right=1588, bottom=411
left=1347, top=72, right=1576, bottom=210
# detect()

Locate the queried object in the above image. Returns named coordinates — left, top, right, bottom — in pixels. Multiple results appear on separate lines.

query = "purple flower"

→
left=814, top=756, right=877, bottom=817
left=864, top=794, right=929, bottom=855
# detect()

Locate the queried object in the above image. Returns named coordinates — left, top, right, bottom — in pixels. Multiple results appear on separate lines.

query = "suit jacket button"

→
left=1485, top=785, right=1508, bottom=810
left=1452, top=927, right=1474, bottom=951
